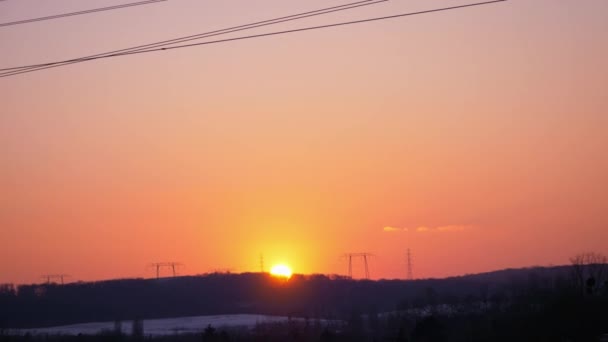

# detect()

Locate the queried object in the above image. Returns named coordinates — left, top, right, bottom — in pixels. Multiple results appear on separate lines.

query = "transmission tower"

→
left=406, top=248, right=414, bottom=281
left=260, top=253, right=265, bottom=273
left=149, top=262, right=182, bottom=279
left=41, top=274, right=69, bottom=285
left=343, top=253, right=373, bottom=279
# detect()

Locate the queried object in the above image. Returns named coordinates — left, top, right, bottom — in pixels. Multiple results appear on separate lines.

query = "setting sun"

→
left=270, top=264, right=293, bottom=279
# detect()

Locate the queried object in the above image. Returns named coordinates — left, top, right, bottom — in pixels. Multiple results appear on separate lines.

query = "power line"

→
left=0, top=0, right=504, bottom=77
left=106, top=1, right=509, bottom=57
left=0, top=0, right=388, bottom=74
left=0, top=0, right=507, bottom=78
left=0, top=0, right=167, bottom=28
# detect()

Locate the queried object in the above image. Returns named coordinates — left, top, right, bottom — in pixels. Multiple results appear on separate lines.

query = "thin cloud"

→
left=383, top=225, right=472, bottom=233
left=436, top=225, right=472, bottom=232
left=417, top=225, right=472, bottom=233
left=383, top=226, right=409, bottom=232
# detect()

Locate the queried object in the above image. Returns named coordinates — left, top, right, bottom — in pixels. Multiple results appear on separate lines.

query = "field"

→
left=11, top=314, right=300, bottom=336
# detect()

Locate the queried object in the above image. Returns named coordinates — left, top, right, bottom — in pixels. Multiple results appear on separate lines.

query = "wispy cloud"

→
left=435, top=225, right=471, bottom=232
left=383, top=225, right=472, bottom=233
left=383, top=226, right=409, bottom=232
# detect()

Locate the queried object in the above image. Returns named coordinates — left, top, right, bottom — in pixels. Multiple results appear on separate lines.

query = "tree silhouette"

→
left=570, top=252, right=608, bottom=295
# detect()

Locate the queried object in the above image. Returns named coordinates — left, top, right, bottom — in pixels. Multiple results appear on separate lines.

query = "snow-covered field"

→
left=12, top=314, right=305, bottom=336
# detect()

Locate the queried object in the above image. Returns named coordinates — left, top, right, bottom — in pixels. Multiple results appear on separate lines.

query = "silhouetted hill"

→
left=0, top=266, right=574, bottom=329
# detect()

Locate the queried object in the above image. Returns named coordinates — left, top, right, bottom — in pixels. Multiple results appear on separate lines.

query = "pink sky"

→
left=1, top=0, right=607, bottom=284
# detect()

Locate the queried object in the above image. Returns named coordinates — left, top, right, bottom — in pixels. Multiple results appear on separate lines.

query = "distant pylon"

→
left=41, top=274, right=69, bottom=285
left=406, top=248, right=414, bottom=281
left=343, top=253, right=373, bottom=279
left=149, top=262, right=182, bottom=279
left=260, top=254, right=265, bottom=273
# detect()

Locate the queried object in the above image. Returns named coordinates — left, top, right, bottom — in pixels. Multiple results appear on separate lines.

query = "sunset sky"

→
left=1, top=0, right=607, bottom=284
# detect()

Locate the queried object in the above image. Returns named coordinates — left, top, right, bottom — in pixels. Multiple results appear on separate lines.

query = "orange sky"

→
left=1, top=0, right=607, bottom=284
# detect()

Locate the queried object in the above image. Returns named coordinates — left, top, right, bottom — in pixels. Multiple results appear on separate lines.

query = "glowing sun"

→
left=270, top=264, right=293, bottom=279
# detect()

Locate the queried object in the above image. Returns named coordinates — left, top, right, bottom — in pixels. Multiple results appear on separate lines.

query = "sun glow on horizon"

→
left=270, top=264, right=293, bottom=279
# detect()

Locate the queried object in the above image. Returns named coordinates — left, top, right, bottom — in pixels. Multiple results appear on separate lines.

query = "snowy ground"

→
left=12, top=314, right=309, bottom=336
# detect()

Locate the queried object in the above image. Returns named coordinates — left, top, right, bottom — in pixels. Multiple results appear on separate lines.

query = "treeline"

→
left=2, top=283, right=608, bottom=342
left=1, top=262, right=608, bottom=341
left=0, top=266, right=579, bottom=329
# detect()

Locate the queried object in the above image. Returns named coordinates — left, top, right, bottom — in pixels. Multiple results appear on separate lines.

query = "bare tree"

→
left=570, top=252, right=608, bottom=295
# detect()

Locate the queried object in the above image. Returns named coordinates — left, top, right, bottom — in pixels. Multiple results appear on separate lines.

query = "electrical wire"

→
left=0, top=0, right=507, bottom=78
left=0, top=0, right=387, bottom=73
left=0, top=0, right=166, bottom=28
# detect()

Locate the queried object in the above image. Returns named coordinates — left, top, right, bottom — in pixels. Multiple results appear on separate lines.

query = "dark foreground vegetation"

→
left=0, top=266, right=580, bottom=328
left=1, top=253, right=607, bottom=341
